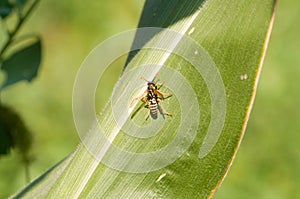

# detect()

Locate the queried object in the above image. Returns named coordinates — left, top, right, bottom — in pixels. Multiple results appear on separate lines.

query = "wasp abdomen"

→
left=149, top=99, right=158, bottom=119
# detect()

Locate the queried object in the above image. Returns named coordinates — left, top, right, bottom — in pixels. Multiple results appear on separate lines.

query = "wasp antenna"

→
left=140, top=76, right=150, bottom=82
left=152, top=72, right=160, bottom=82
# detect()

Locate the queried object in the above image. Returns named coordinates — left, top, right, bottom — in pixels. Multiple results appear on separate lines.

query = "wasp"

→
left=130, top=75, right=173, bottom=120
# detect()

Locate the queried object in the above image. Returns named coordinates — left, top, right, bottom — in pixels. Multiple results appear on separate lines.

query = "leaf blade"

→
left=11, top=0, right=277, bottom=198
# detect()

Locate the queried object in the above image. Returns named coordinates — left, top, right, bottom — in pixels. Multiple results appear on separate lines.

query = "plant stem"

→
left=0, top=0, right=40, bottom=59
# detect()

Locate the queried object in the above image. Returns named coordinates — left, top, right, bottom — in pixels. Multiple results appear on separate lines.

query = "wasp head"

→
left=147, top=82, right=157, bottom=90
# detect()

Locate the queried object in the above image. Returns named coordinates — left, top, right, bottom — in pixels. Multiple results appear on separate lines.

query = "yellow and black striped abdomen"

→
left=149, top=98, right=158, bottom=119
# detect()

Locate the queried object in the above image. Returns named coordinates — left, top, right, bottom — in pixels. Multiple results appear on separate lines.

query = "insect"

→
left=130, top=75, right=173, bottom=120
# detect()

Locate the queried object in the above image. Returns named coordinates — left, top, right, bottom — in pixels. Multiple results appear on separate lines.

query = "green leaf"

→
left=0, top=0, right=13, bottom=18
left=0, top=38, right=42, bottom=90
left=11, top=0, right=277, bottom=198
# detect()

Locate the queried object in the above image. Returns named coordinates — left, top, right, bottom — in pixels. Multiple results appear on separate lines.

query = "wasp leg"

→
left=131, top=96, right=148, bottom=119
left=130, top=90, right=147, bottom=107
left=144, top=101, right=151, bottom=120
left=157, top=101, right=173, bottom=118
left=155, top=89, right=173, bottom=100
left=155, top=81, right=173, bottom=100
left=131, top=101, right=146, bottom=119
left=156, top=81, right=164, bottom=89
left=146, top=110, right=150, bottom=120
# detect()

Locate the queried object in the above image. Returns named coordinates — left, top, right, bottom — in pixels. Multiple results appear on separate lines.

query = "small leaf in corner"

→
left=0, top=38, right=42, bottom=90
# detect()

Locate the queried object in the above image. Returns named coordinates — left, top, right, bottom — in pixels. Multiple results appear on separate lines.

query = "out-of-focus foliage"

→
left=0, top=0, right=40, bottom=174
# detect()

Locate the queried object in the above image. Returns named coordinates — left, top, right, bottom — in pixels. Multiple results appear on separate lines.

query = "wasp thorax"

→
left=147, top=82, right=156, bottom=90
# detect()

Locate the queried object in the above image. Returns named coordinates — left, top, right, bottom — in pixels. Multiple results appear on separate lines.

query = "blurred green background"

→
left=0, top=0, right=299, bottom=198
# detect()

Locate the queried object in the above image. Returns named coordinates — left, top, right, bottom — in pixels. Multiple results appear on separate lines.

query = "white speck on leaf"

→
left=156, top=173, right=167, bottom=182
left=194, top=50, right=198, bottom=55
left=240, top=74, right=248, bottom=80
left=188, top=27, right=195, bottom=35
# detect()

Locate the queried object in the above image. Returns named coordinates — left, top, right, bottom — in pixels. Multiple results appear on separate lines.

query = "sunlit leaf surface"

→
left=11, top=0, right=277, bottom=198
